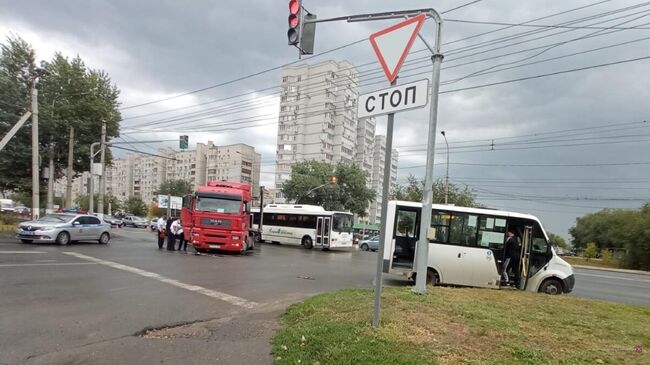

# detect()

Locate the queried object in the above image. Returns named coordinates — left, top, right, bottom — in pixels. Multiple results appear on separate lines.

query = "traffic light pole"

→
left=294, top=7, right=444, bottom=324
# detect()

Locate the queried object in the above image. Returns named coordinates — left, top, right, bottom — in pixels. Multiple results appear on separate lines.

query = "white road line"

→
left=0, top=251, right=47, bottom=254
left=576, top=272, right=650, bottom=283
left=0, top=262, right=97, bottom=267
left=63, top=251, right=258, bottom=309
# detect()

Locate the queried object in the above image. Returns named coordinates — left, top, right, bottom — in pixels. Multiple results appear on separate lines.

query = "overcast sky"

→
left=2, top=0, right=650, bottom=238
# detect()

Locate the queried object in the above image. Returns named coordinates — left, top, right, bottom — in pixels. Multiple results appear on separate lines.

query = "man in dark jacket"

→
left=503, top=230, right=521, bottom=285
left=166, top=216, right=176, bottom=251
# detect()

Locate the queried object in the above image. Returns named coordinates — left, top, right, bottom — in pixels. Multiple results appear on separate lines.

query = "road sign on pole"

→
left=358, top=79, right=429, bottom=118
left=369, top=13, right=426, bottom=83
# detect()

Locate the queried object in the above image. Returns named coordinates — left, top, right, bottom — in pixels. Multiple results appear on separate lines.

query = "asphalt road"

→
left=1, top=227, right=648, bottom=364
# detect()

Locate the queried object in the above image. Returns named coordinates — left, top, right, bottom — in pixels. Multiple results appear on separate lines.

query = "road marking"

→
left=0, top=262, right=97, bottom=267
left=0, top=250, right=47, bottom=254
left=576, top=272, right=650, bottom=283
left=63, top=251, right=258, bottom=309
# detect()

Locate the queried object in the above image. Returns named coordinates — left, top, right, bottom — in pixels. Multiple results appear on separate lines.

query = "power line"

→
left=444, top=18, right=650, bottom=30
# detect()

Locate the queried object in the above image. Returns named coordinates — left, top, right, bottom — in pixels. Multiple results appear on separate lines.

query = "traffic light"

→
left=179, top=135, right=188, bottom=149
left=287, top=0, right=316, bottom=55
left=329, top=176, right=337, bottom=184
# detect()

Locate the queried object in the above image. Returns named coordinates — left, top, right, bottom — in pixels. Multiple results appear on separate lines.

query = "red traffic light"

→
left=289, top=14, right=299, bottom=28
left=289, top=0, right=300, bottom=15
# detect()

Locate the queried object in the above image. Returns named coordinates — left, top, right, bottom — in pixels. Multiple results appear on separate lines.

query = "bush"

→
left=583, top=242, right=598, bottom=261
left=0, top=211, right=21, bottom=225
left=600, top=249, right=617, bottom=266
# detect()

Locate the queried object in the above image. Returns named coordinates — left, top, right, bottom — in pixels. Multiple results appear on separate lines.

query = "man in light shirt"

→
left=156, top=216, right=166, bottom=249
left=171, top=218, right=186, bottom=252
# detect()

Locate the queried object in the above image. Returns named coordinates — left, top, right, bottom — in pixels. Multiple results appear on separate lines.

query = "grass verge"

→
left=272, top=287, right=649, bottom=365
left=562, top=256, right=621, bottom=269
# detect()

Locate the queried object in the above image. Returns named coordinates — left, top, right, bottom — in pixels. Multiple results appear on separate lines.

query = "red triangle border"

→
left=369, top=13, right=426, bottom=84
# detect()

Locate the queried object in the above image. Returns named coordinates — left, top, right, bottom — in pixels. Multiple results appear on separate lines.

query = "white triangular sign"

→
left=369, top=14, right=426, bottom=83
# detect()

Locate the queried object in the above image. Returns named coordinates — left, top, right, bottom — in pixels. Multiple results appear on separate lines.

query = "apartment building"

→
left=274, top=60, right=359, bottom=201
left=368, top=135, right=399, bottom=224
left=55, top=142, right=262, bottom=208
left=355, top=117, right=376, bottom=176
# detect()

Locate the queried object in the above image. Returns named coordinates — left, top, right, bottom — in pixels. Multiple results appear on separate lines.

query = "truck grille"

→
left=200, top=218, right=231, bottom=228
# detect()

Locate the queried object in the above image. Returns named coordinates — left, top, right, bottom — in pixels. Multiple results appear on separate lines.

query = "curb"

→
left=573, top=264, right=650, bottom=276
left=0, top=225, right=17, bottom=233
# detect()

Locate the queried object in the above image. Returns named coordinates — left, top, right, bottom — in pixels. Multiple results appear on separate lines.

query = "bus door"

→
left=392, top=206, right=419, bottom=269
left=518, top=226, right=533, bottom=290
left=316, top=216, right=331, bottom=247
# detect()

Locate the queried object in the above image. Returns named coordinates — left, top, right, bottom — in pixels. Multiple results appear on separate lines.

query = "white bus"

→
left=250, top=204, right=354, bottom=249
left=382, top=200, right=575, bottom=295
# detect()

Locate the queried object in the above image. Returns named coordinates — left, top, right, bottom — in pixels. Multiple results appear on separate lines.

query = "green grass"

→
left=272, top=287, right=650, bottom=365
left=563, top=256, right=621, bottom=269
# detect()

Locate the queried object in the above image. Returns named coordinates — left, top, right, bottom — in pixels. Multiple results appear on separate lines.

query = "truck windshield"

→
left=332, top=213, right=353, bottom=233
left=196, top=195, right=241, bottom=214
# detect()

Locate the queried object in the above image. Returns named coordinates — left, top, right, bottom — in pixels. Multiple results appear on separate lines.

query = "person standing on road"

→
left=172, top=218, right=187, bottom=252
left=166, top=216, right=176, bottom=251
left=156, top=216, right=166, bottom=249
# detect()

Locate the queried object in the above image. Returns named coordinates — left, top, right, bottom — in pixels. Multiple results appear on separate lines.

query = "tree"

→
left=281, top=161, right=375, bottom=216
left=0, top=36, right=37, bottom=192
left=390, top=174, right=483, bottom=208
left=74, top=194, right=121, bottom=214
left=148, top=203, right=164, bottom=218
left=124, top=196, right=147, bottom=217
left=157, top=179, right=194, bottom=197
left=583, top=242, right=598, bottom=261
left=548, top=233, right=570, bottom=250
left=0, top=35, right=121, bottom=195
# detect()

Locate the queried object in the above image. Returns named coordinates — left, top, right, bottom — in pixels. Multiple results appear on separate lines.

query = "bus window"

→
left=529, top=222, right=551, bottom=276
left=428, top=211, right=451, bottom=243
left=478, top=216, right=507, bottom=249
left=332, top=213, right=353, bottom=233
left=395, top=210, right=417, bottom=238
left=449, top=213, right=478, bottom=246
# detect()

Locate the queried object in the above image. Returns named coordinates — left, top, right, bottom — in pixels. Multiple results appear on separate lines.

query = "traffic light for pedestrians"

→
left=287, top=0, right=316, bottom=55
left=179, top=135, right=188, bottom=149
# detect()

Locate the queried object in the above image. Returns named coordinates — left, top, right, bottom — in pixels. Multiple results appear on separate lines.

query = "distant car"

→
left=122, top=216, right=148, bottom=228
left=16, top=213, right=111, bottom=245
left=150, top=217, right=160, bottom=231
left=14, top=205, right=30, bottom=214
left=360, top=236, right=380, bottom=252
left=103, top=215, right=123, bottom=227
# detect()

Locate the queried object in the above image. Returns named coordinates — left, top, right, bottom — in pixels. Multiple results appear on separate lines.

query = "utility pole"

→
left=97, top=122, right=107, bottom=217
left=66, top=126, right=74, bottom=208
left=30, top=79, right=40, bottom=220
left=88, top=141, right=100, bottom=213
left=46, top=143, right=55, bottom=213
left=441, top=131, right=449, bottom=205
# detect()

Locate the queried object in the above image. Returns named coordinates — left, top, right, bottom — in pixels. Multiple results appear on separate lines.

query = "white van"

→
left=382, top=200, right=575, bottom=295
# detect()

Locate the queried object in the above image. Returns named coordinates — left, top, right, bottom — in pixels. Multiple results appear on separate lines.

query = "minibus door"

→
left=518, top=226, right=533, bottom=290
left=316, top=217, right=323, bottom=246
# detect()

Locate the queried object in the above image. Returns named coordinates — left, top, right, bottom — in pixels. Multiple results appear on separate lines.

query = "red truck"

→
left=181, top=181, right=254, bottom=253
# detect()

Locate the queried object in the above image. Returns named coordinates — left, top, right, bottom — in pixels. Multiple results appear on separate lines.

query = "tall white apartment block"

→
left=204, top=142, right=261, bottom=197
left=368, top=135, right=399, bottom=224
left=355, top=117, right=376, bottom=176
left=275, top=60, right=359, bottom=200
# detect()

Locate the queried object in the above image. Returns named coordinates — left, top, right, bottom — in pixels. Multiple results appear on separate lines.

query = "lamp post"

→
left=441, top=131, right=449, bottom=205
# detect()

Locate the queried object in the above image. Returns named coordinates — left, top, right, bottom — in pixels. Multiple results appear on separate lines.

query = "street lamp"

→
left=441, top=131, right=449, bottom=205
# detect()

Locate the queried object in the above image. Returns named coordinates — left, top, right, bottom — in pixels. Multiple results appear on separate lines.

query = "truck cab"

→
left=181, top=181, right=253, bottom=253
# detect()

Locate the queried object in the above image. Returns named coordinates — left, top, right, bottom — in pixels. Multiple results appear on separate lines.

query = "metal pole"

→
left=66, top=126, right=74, bottom=208
left=89, top=142, right=99, bottom=213
left=31, top=81, right=40, bottom=220
left=97, top=122, right=107, bottom=217
left=413, top=53, right=444, bottom=294
left=166, top=193, right=171, bottom=218
left=46, top=144, right=54, bottom=213
left=441, top=131, right=449, bottom=205
left=373, top=78, right=397, bottom=328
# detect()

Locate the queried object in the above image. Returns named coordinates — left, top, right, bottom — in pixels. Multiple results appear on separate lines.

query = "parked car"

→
left=150, top=217, right=159, bottom=231
left=16, top=213, right=111, bottom=245
left=122, top=216, right=148, bottom=228
left=103, top=215, right=123, bottom=227
left=359, top=236, right=380, bottom=252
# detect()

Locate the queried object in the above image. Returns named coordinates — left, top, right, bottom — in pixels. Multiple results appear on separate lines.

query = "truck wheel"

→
left=302, top=236, right=313, bottom=249
left=246, top=236, right=254, bottom=251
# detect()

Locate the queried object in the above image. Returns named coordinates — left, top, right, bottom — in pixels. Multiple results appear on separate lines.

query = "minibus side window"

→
left=529, top=221, right=551, bottom=276
left=428, top=211, right=451, bottom=243
left=449, top=213, right=478, bottom=246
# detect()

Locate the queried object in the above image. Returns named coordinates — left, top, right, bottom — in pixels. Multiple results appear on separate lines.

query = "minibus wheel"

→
left=427, top=268, right=440, bottom=286
left=302, top=236, right=314, bottom=249
left=539, top=278, right=563, bottom=295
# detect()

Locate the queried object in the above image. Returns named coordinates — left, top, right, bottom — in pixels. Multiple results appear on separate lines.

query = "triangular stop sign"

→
left=369, top=13, right=426, bottom=83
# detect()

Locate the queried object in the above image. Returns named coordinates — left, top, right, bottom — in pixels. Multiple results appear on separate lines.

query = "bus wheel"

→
left=539, top=278, right=563, bottom=295
left=427, top=268, right=440, bottom=286
left=302, top=236, right=313, bottom=249
left=254, top=233, right=261, bottom=243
